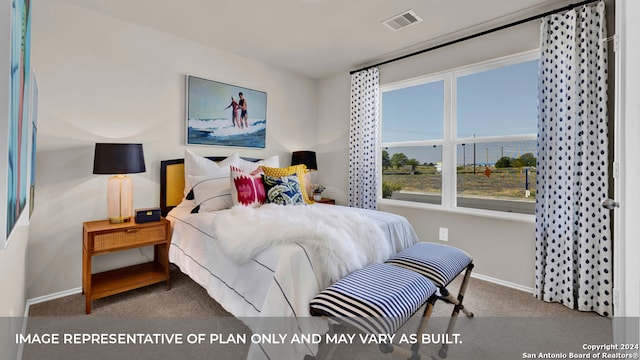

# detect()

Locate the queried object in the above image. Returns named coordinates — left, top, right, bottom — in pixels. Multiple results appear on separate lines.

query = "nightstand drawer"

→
left=93, top=225, right=166, bottom=252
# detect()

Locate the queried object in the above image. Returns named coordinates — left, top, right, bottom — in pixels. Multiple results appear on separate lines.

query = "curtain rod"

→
left=350, top=0, right=599, bottom=74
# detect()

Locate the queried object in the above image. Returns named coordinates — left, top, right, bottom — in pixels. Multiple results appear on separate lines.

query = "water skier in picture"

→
left=238, top=92, right=248, bottom=129
left=224, top=97, right=240, bottom=127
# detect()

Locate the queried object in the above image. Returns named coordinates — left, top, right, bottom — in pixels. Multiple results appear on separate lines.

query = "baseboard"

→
left=17, top=287, right=80, bottom=360
left=24, top=286, right=82, bottom=315
left=471, top=272, right=534, bottom=294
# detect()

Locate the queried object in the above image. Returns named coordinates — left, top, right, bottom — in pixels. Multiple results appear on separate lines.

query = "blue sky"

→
left=457, top=60, right=538, bottom=138
left=382, top=59, right=539, bottom=164
left=382, top=80, right=444, bottom=142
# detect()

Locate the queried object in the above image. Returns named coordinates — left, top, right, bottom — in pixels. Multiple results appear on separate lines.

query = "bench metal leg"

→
left=438, top=263, right=474, bottom=358
left=378, top=297, right=437, bottom=360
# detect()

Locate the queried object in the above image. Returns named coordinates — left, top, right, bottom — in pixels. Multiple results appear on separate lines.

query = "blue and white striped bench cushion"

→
left=385, top=242, right=472, bottom=288
left=309, top=263, right=437, bottom=335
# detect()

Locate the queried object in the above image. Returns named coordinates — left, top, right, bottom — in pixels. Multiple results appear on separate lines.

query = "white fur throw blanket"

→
left=213, top=204, right=392, bottom=284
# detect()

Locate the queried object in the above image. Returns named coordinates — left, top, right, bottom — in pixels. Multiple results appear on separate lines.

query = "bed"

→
left=160, top=152, right=419, bottom=359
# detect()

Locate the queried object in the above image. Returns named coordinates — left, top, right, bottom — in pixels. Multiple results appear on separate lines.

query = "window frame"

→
left=379, top=50, right=539, bottom=222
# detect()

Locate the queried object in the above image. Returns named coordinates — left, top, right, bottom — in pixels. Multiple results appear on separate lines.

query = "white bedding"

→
left=167, top=202, right=418, bottom=359
left=213, top=203, right=398, bottom=286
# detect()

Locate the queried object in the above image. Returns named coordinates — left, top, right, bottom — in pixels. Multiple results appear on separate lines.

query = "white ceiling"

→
left=61, top=0, right=574, bottom=79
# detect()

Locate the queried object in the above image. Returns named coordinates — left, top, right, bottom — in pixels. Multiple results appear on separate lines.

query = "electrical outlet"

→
left=439, top=227, right=448, bottom=241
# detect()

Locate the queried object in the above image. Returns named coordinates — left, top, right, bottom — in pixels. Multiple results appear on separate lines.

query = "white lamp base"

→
left=107, top=175, right=133, bottom=223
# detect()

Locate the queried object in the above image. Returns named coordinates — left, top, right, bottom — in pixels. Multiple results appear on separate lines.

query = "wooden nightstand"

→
left=314, top=197, right=335, bottom=205
left=82, top=218, right=171, bottom=314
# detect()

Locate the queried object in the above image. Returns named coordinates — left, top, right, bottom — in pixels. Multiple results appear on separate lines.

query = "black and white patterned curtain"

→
left=535, top=1, right=611, bottom=316
left=349, top=68, right=380, bottom=210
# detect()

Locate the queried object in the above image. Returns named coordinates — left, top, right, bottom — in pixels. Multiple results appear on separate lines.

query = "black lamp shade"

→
left=93, top=143, right=146, bottom=174
left=291, top=151, right=317, bottom=171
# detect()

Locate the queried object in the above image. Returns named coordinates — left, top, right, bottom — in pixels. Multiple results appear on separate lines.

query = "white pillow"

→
left=236, top=155, right=280, bottom=174
left=184, top=149, right=239, bottom=197
left=188, top=174, right=234, bottom=212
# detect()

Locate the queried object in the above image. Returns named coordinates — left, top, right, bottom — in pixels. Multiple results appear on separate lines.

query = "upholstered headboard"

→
left=159, top=156, right=260, bottom=216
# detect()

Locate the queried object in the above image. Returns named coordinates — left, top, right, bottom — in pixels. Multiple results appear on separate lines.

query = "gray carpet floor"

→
left=24, top=265, right=613, bottom=360
left=28, top=265, right=606, bottom=318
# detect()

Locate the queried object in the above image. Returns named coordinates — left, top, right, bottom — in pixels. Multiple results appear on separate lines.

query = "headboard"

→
left=160, top=156, right=260, bottom=216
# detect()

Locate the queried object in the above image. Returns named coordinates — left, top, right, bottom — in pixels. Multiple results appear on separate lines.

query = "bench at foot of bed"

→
left=386, top=241, right=474, bottom=358
left=309, top=262, right=438, bottom=360
left=309, top=242, right=475, bottom=360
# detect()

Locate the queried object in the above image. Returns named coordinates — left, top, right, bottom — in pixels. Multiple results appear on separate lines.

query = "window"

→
left=380, top=52, right=538, bottom=215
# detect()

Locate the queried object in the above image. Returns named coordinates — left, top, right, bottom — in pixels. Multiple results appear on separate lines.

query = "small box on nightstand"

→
left=135, top=207, right=162, bottom=223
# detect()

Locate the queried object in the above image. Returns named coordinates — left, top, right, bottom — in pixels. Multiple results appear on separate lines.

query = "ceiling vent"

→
left=382, top=10, right=423, bottom=31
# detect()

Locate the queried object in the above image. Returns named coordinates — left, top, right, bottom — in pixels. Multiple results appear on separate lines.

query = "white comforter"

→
left=214, top=203, right=395, bottom=286
left=167, top=202, right=418, bottom=359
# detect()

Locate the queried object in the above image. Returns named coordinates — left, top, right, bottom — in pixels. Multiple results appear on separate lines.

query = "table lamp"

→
left=93, top=143, right=146, bottom=223
left=291, top=151, right=317, bottom=171
left=291, top=151, right=317, bottom=199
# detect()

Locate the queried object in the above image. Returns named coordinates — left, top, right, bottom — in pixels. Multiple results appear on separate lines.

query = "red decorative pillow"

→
left=230, top=166, right=266, bottom=207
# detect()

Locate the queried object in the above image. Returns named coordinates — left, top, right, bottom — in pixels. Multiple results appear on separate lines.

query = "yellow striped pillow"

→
left=260, top=164, right=312, bottom=204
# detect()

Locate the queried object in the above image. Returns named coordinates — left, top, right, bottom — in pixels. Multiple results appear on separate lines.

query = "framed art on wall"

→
left=4, top=0, right=31, bottom=245
left=186, top=75, right=267, bottom=148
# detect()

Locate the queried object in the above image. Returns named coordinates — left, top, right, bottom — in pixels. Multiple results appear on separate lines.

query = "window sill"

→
left=378, top=198, right=535, bottom=223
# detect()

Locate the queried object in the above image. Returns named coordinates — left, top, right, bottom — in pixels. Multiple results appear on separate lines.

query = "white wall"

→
left=27, top=0, right=318, bottom=299
left=618, top=0, right=640, bottom=321
left=315, top=74, right=351, bottom=202
left=0, top=225, right=28, bottom=360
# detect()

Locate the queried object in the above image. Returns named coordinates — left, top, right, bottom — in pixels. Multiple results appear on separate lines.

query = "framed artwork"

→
left=186, top=75, right=267, bottom=148
left=4, top=0, right=31, bottom=245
